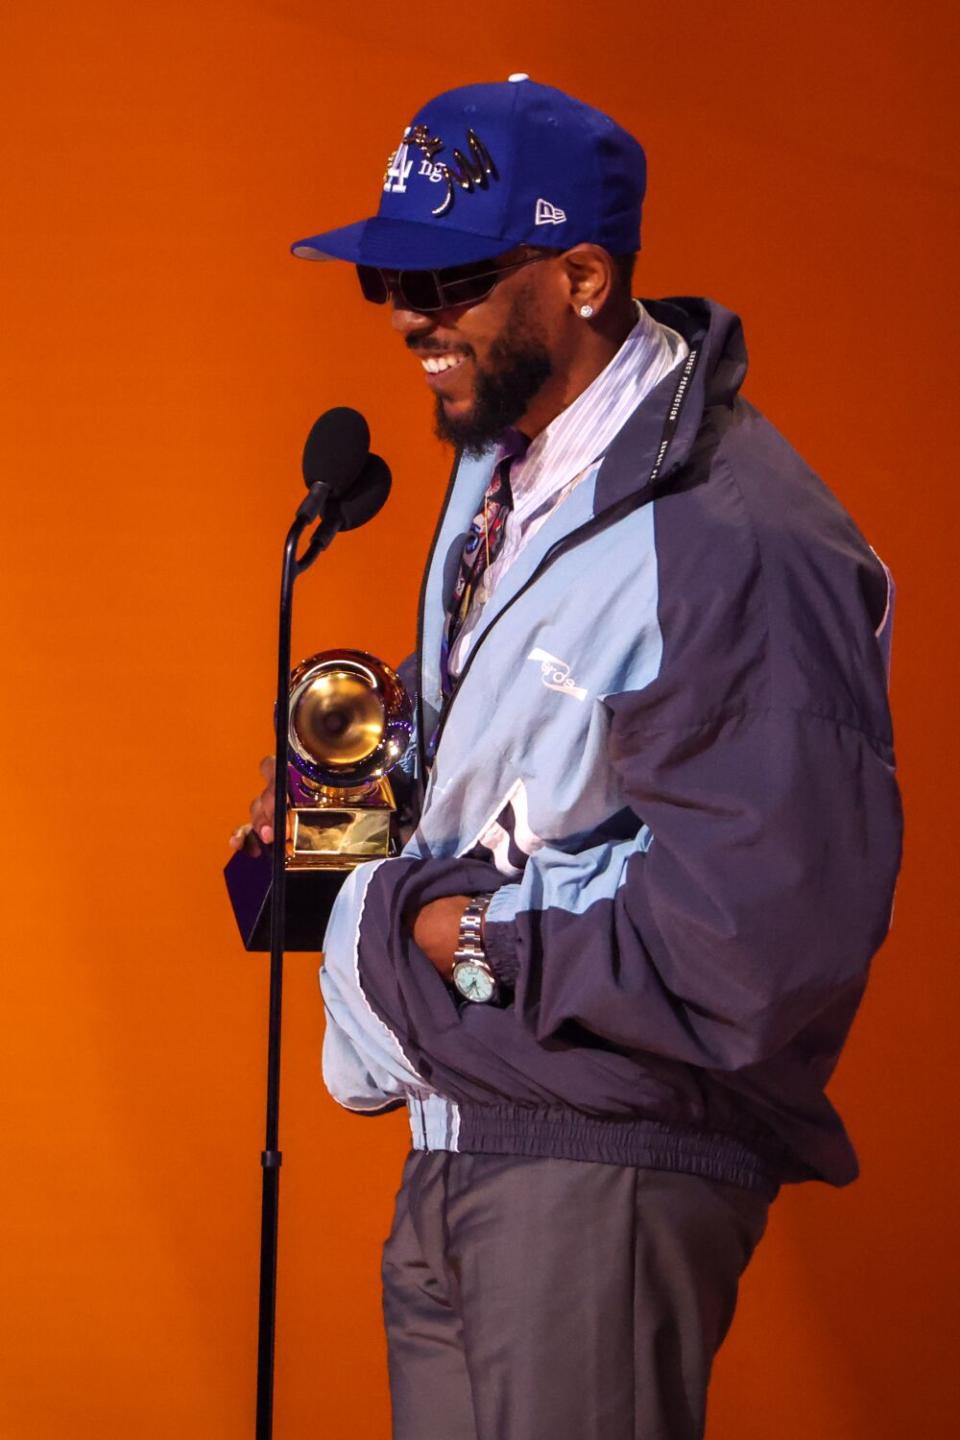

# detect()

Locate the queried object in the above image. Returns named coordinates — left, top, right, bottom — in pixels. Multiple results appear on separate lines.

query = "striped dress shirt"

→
left=449, top=301, right=689, bottom=675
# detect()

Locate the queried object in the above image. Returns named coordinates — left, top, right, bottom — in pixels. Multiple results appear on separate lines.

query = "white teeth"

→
left=421, top=353, right=465, bottom=375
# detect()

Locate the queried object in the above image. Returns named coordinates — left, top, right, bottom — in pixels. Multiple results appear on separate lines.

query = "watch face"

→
left=453, top=960, right=496, bottom=1004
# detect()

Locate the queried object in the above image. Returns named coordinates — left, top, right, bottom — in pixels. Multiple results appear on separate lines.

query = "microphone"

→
left=301, top=406, right=370, bottom=493
left=294, top=414, right=391, bottom=571
left=229, top=406, right=396, bottom=1440
left=298, top=407, right=371, bottom=523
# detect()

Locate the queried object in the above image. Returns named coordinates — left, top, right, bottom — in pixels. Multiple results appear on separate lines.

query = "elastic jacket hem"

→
left=409, top=1095, right=783, bottom=1200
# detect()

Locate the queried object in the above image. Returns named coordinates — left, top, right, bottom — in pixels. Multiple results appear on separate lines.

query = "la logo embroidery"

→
left=527, top=647, right=587, bottom=701
left=535, top=197, right=567, bottom=225
left=384, top=129, right=414, bottom=194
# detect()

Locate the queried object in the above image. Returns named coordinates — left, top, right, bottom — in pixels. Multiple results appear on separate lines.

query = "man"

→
left=234, top=77, right=902, bottom=1440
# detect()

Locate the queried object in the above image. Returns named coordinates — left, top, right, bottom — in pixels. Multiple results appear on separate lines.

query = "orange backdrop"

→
left=2, top=2, right=957, bottom=1436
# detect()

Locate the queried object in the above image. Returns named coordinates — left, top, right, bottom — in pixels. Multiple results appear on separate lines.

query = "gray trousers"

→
left=382, top=1151, right=769, bottom=1440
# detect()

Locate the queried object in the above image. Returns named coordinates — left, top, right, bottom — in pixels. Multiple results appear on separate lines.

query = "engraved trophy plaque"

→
left=224, top=648, right=412, bottom=951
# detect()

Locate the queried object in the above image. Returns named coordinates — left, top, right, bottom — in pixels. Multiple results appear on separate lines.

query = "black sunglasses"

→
left=355, top=251, right=551, bottom=313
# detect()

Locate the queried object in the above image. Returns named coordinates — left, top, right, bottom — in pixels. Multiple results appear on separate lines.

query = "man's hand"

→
left=409, top=896, right=472, bottom=981
left=228, top=755, right=280, bottom=856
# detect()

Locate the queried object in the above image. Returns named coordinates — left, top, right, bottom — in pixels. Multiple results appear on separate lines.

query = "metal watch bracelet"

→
left=451, top=893, right=498, bottom=1003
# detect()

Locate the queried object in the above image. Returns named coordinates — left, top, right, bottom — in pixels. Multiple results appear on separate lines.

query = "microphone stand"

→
left=256, top=482, right=342, bottom=1440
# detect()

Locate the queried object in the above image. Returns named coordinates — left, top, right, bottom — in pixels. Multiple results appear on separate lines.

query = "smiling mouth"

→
left=420, top=353, right=467, bottom=376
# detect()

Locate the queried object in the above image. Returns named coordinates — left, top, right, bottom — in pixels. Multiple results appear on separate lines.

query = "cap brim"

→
left=291, top=215, right=508, bottom=269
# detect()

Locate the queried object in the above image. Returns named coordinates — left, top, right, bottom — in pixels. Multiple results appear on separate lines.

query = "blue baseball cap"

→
left=291, top=76, right=646, bottom=270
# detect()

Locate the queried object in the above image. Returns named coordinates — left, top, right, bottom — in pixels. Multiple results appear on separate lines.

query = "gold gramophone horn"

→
left=286, top=649, right=412, bottom=794
left=294, top=667, right=385, bottom=768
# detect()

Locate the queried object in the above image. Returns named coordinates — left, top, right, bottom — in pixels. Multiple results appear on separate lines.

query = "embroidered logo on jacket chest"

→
left=527, top=647, right=588, bottom=701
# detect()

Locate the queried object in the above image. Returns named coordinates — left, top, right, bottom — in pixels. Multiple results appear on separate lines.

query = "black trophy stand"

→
left=256, top=481, right=341, bottom=1440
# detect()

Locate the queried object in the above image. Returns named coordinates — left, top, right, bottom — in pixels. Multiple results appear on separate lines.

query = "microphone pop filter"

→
left=302, top=407, right=370, bottom=496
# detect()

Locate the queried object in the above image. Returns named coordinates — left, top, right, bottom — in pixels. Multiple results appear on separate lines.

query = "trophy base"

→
left=224, top=786, right=397, bottom=951
left=224, top=847, right=354, bottom=952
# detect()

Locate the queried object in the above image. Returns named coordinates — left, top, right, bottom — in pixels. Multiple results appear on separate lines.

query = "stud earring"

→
left=579, top=304, right=595, bottom=318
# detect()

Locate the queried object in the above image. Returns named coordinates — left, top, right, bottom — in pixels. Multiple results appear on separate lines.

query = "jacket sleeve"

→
left=319, top=860, right=425, bottom=1112
left=482, top=697, right=902, bottom=1071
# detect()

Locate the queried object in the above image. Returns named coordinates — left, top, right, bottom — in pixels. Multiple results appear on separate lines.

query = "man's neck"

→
left=517, top=298, right=638, bottom=441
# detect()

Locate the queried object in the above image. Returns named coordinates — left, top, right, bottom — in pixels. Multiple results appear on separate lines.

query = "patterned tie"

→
left=441, top=434, right=526, bottom=697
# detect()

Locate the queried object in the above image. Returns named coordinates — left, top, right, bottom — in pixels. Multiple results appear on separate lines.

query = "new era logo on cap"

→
left=535, top=197, right=567, bottom=225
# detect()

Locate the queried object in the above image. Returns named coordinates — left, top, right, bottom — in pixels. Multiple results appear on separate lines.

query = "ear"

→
left=559, top=245, right=615, bottom=318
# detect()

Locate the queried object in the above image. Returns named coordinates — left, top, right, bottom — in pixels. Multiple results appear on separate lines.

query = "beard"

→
left=432, top=290, right=553, bottom=457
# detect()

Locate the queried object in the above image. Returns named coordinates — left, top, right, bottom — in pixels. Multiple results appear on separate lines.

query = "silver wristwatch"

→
left=451, top=893, right=498, bottom=1004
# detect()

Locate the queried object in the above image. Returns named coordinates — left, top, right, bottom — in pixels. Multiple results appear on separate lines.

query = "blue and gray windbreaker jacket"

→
left=320, top=297, right=902, bottom=1197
